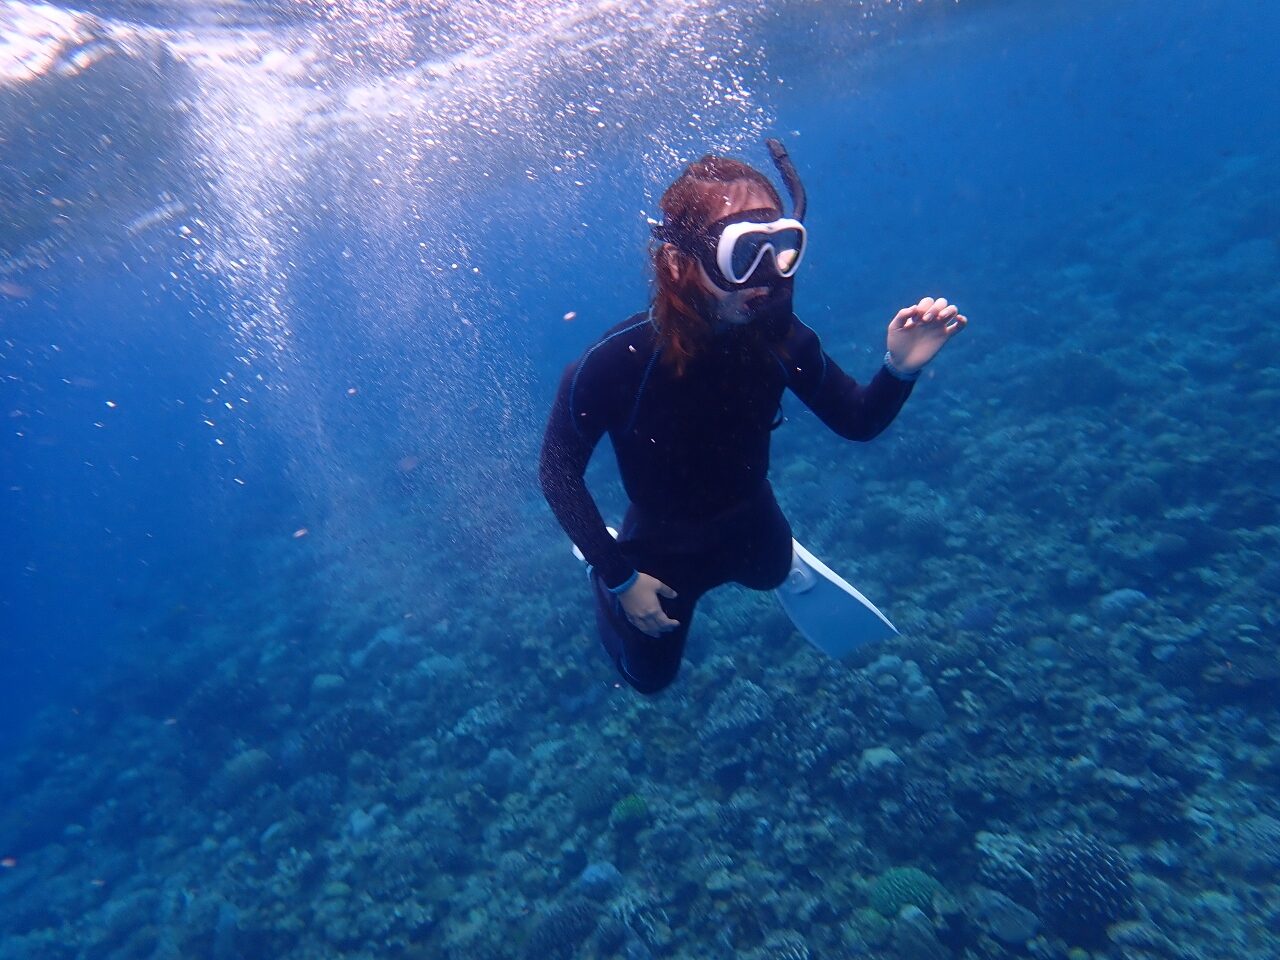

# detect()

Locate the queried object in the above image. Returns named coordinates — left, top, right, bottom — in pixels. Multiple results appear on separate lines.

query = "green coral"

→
left=868, top=866, right=943, bottom=918
left=608, top=794, right=649, bottom=830
left=854, top=907, right=892, bottom=947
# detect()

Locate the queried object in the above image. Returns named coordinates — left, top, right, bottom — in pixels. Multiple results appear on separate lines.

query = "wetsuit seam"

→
left=768, top=348, right=791, bottom=385
left=568, top=318, right=650, bottom=437
left=802, top=319, right=829, bottom=395
left=624, top=347, right=662, bottom=435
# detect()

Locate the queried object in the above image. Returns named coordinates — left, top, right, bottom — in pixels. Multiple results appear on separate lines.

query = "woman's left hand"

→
left=886, top=296, right=968, bottom=375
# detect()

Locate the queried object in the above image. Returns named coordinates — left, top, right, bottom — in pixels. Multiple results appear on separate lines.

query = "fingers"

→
left=945, top=314, right=968, bottom=336
left=632, top=621, right=663, bottom=639
left=920, top=297, right=951, bottom=322
left=898, top=297, right=963, bottom=330
left=654, top=611, right=681, bottom=632
left=889, top=306, right=915, bottom=331
left=896, top=298, right=949, bottom=330
left=620, top=574, right=681, bottom=637
left=629, top=610, right=681, bottom=638
left=632, top=599, right=680, bottom=634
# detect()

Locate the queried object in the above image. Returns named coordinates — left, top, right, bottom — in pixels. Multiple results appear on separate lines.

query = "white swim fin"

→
left=775, top=539, right=898, bottom=658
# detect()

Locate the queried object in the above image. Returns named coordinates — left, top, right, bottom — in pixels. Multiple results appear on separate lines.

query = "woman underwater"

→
left=539, top=141, right=967, bottom=694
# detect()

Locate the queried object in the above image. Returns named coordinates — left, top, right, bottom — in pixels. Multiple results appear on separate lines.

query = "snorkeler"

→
left=538, top=140, right=966, bottom=694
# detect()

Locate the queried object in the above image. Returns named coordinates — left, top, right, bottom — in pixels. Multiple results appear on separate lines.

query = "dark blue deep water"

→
left=2, top=1, right=1278, bottom=957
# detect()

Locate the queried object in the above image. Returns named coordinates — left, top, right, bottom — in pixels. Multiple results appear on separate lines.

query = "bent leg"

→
left=730, top=485, right=795, bottom=591
left=588, top=492, right=786, bottom=693
left=591, top=570, right=700, bottom=695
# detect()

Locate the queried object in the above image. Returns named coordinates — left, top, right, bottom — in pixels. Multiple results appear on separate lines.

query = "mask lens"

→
left=729, top=226, right=805, bottom=282
left=730, top=232, right=772, bottom=282
left=769, top=228, right=804, bottom=276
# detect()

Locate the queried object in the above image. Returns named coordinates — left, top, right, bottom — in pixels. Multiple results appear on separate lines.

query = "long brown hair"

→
left=651, top=156, right=783, bottom=375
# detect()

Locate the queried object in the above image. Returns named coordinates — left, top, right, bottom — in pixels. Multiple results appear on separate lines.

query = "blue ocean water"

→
left=1, top=0, right=1277, bottom=957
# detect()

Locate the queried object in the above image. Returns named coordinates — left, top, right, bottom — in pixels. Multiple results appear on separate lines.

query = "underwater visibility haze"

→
left=1, top=0, right=1278, bottom=957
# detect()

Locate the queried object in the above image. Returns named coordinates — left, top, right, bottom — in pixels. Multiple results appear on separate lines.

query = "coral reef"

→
left=1, top=71, right=1277, bottom=960
left=1032, top=832, right=1135, bottom=947
left=868, top=867, right=944, bottom=919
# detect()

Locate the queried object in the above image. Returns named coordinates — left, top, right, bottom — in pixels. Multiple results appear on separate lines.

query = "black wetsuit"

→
left=539, top=310, right=915, bottom=693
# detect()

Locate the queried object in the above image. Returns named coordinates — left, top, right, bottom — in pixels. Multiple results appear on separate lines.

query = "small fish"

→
left=1, top=857, right=16, bottom=868
left=125, top=198, right=187, bottom=236
left=55, top=38, right=117, bottom=77
left=0, top=281, right=32, bottom=299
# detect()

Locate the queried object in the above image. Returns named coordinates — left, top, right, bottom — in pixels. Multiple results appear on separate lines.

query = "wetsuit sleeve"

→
left=538, top=358, right=635, bottom=591
left=779, top=317, right=915, bottom=440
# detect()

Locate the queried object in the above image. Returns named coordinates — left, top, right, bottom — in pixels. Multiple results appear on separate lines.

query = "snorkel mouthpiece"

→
left=765, top=137, right=806, bottom=222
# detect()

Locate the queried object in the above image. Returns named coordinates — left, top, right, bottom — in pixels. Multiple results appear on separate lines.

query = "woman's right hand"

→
left=886, top=296, right=967, bottom=374
left=619, top=573, right=680, bottom=638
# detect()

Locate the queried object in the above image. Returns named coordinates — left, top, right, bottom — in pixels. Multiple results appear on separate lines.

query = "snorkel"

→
left=732, top=138, right=807, bottom=333
left=765, top=137, right=806, bottom=223
left=654, top=138, right=808, bottom=282
left=650, top=141, right=810, bottom=339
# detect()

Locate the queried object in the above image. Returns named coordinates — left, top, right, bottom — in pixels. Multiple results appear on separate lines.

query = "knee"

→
left=743, top=539, right=793, bottom=591
left=617, top=661, right=679, bottom=696
left=764, top=548, right=792, bottom=590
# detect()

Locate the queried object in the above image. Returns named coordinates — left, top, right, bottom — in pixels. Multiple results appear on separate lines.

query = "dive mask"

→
left=713, top=213, right=806, bottom=286
left=654, top=138, right=809, bottom=292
